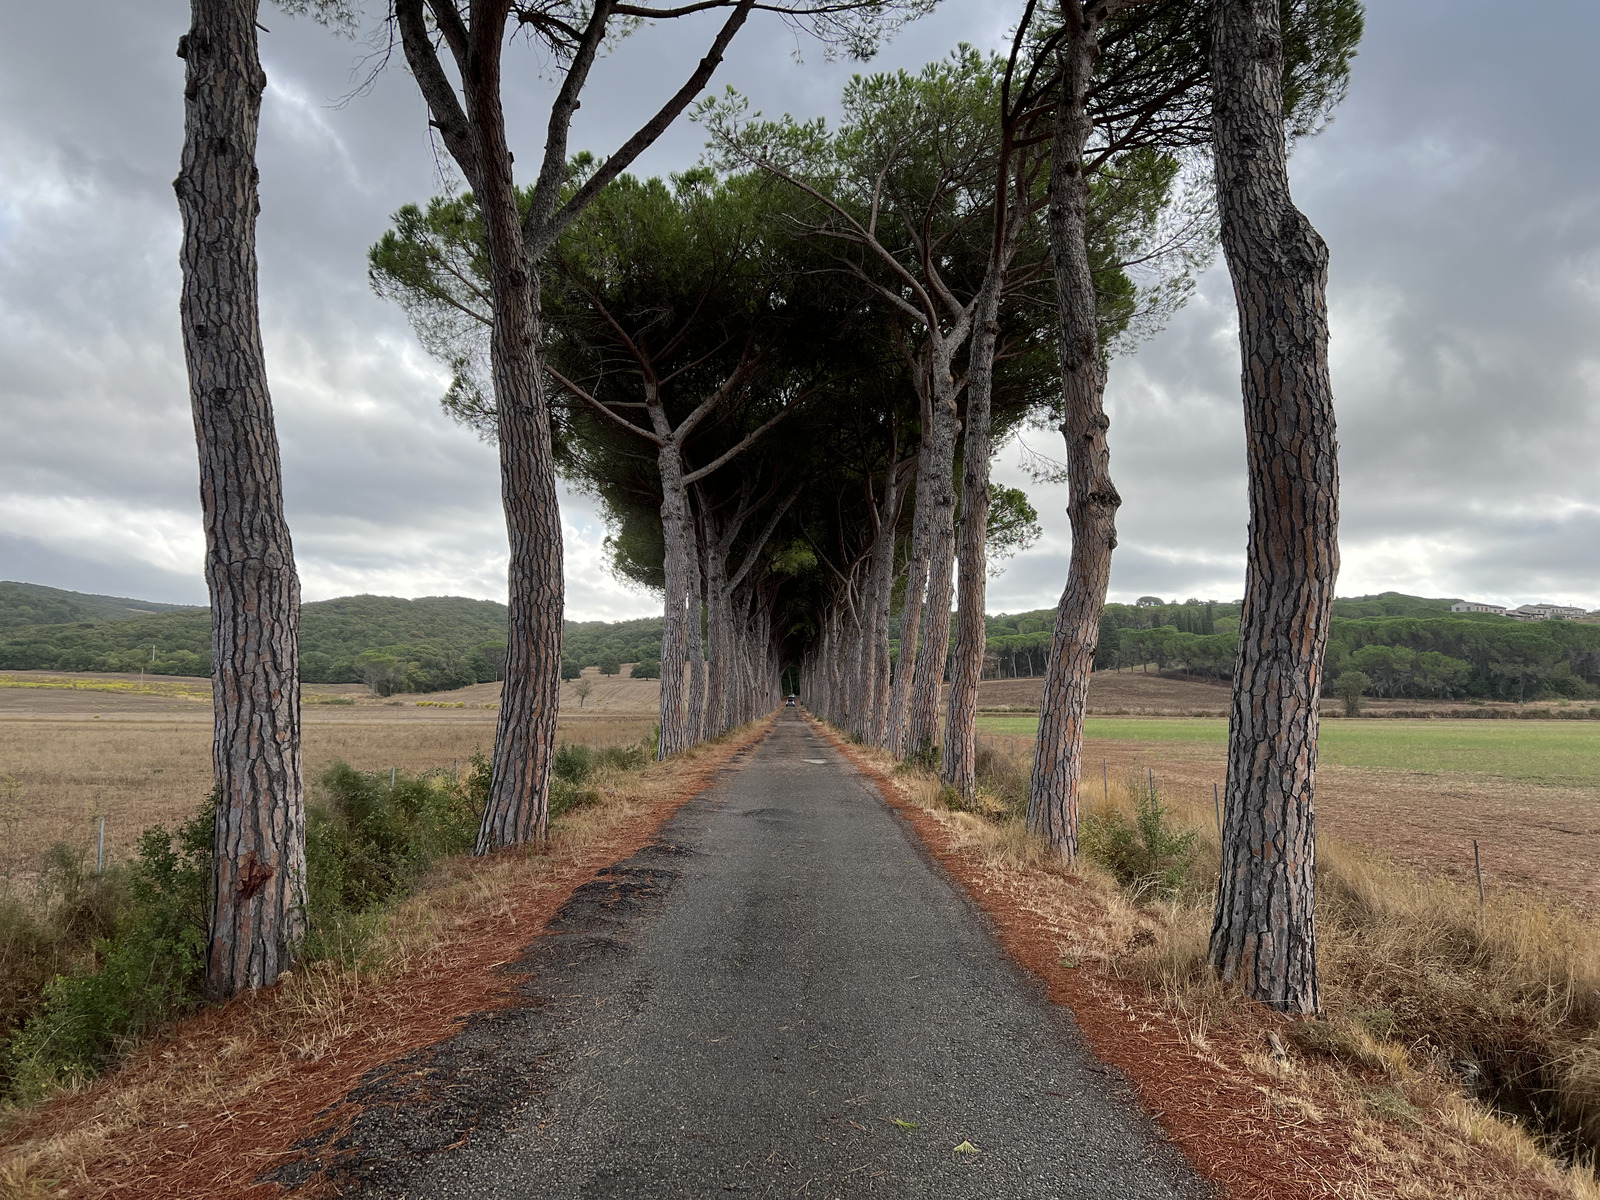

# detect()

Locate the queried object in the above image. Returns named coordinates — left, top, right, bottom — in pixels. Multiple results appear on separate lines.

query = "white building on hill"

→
left=1451, top=600, right=1506, bottom=614
left=1507, top=602, right=1588, bottom=622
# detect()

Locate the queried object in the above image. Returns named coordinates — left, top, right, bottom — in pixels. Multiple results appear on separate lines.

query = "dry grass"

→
left=0, top=719, right=766, bottom=1199
left=0, top=697, right=656, bottom=885
left=856, top=729, right=1600, bottom=1199
left=971, top=722, right=1600, bottom=916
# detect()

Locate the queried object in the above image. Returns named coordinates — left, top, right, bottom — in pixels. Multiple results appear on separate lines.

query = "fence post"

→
left=390, top=766, right=396, bottom=789
left=97, top=816, right=106, bottom=875
left=1473, top=840, right=1487, bottom=928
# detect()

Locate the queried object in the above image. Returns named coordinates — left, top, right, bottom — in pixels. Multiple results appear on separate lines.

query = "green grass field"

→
left=974, top=716, right=1600, bottom=789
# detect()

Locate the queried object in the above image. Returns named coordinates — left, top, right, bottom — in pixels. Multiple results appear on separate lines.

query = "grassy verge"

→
left=0, top=719, right=760, bottom=1197
left=824, top=721, right=1600, bottom=1199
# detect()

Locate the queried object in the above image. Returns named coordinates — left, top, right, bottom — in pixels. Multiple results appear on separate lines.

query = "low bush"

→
left=0, top=846, right=126, bottom=1051
left=553, top=743, right=595, bottom=786
left=2, top=809, right=211, bottom=1101
left=1, top=741, right=658, bottom=1106
left=307, top=761, right=482, bottom=920
left=1079, top=774, right=1198, bottom=900
left=2, top=760, right=491, bottom=1102
left=548, top=742, right=649, bottom=819
left=898, top=743, right=940, bottom=774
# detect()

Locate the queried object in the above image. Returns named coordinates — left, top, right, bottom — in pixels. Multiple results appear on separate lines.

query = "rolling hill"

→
left=0, top=585, right=664, bottom=693
left=0, top=581, right=201, bottom=630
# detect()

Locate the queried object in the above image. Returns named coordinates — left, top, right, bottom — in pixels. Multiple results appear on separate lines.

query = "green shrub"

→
left=553, top=743, right=593, bottom=786
left=0, top=847, right=126, bottom=1050
left=0, top=739, right=653, bottom=1102
left=1080, top=777, right=1198, bottom=900
left=593, top=744, right=646, bottom=773
left=2, top=809, right=211, bottom=1100
left=306, top=762, right=482, bottom=924
left=547, top=742, right=647, bottom=819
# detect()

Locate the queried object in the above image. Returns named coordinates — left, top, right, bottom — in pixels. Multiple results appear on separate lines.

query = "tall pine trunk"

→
left=468, top=43, right=563, bottom=851
left=477, top=285, right=563, bottom=848
left=655, top=445, right=692, bottom=757
left=887, top=391, right=933, bottom=757
left=176, top=0, right=305, bottom=998
left=905, top=374, right=960, bottom=760
left=1027, top=15, right=1121, bottom=858
left=865, top=465, right=900, bottom=746
left=703, top=515, right=732, bottom=737
left=941, top=274, right=1005, bottom=798
left=1207, top=0, right=1340, bottom=1014
left=687, top=527, right=708, bottom=744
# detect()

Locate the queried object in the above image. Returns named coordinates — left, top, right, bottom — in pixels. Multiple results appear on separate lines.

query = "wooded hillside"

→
left=8, top=583, right=1593, bottom=702
left=0, top=587, right=665, bottom=693
left=0, top=581, right=201, bottom=630
left=942, top=592, right=1600, bottom=701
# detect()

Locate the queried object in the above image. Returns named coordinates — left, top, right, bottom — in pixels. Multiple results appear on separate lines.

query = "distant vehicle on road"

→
left=785, top=695, right=797, bottom=707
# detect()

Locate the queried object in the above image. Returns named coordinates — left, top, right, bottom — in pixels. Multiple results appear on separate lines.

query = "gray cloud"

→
left=2, top=1, right=1596, bottom=620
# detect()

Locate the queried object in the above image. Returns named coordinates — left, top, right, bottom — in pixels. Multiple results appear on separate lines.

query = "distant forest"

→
left=960, top=592, right=1600, bottom=702
left=0, top=584, right=661, bottom=695
left=0, top=581, right=200, bottom=630
left=4, top=583, right=1596, bottom=701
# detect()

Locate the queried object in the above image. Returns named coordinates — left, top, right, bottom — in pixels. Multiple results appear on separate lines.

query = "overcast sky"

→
left=1, top=1, right=1596, bottom=620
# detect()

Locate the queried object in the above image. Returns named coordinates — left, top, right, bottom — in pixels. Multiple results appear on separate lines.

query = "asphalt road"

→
left=333, top=710, right=1204, bottom=1198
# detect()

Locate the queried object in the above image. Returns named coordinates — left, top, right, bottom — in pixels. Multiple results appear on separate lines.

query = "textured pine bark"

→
left=1027, top=12, right=1120, bottom=859
left=704, top=522, right=732, bottom=737
left=851, top=569, right=877, bottom=743
left=905, top=374, right=961, bottom=760
left=941, top=274, right=1005, bottom=798
left=886, top=550, right=926, bottom=756
left=464, top=18, right=564, bottom=852
left=176, top=0, right=306, bottom=998
left=655, top=447, right=692, bottom=757
left=687, top=535, right=708, bottom=745
left=476, top=286, right=563, bottom=849
left=864, top=467, right=900, bottom=746
left=886, top=392, right=933, bottom=757
left=1207, top=0, right=1340, bottom=1015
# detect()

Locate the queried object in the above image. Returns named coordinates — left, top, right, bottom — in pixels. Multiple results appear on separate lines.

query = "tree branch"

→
left=682, top=398, right=798, bottom=484
left=547, top=363, right=665, bottom=446
left=533, top=0, right=758, bottom=257
left=523, top=0, right=615, bottom=246
left=397, top=0, right=482, bottom=190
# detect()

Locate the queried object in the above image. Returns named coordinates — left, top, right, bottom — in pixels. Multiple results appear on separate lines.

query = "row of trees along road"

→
left=178, top=0, right=922, bottom=997
left=180, top=0, right=1358, bottom=1016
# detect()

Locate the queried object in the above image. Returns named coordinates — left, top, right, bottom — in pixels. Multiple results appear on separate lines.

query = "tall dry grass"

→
left=0, top=712, right=655, bottom=882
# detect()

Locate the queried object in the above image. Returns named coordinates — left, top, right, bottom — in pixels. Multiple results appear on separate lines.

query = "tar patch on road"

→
left=259, top=810, right=709, bottom=1195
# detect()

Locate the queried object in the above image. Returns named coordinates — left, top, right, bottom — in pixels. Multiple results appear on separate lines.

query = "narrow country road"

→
left=312, top=711, right=1204, bottom=1198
